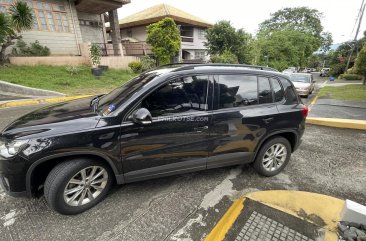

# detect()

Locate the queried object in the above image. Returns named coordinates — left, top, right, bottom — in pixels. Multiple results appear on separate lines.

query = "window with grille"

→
left=0, top=0, right=70, bottom=32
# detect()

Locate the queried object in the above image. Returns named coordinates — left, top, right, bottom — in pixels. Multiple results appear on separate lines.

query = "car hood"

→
left=292, top=82, right=311, bottom=89
left=1, top=97, right=101, bottom=139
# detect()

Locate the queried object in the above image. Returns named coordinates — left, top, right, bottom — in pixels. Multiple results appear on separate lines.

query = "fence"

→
left=122, top=42, right=152, bottom=56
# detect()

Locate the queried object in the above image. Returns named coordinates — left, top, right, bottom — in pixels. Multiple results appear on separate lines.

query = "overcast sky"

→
left=118, top=0, right=366, bottom=44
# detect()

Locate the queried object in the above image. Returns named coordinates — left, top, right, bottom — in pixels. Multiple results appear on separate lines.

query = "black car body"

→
left=0, top=64, right=308, bottom=214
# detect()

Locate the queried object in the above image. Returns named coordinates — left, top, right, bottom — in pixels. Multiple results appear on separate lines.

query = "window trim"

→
left=213, top=73, right=276, bottom=112
left=269, top=77, right=286, bottom=104
left=122, top=74, right=212, bottom=123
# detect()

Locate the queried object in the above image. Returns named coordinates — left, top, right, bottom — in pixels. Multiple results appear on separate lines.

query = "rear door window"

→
left=214, top=75, right=258, bottom=109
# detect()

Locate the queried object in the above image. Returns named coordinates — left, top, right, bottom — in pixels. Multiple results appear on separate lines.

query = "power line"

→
left=345, top=2, right=366, bottom=70
left=350, top=0, right=365, bottom=38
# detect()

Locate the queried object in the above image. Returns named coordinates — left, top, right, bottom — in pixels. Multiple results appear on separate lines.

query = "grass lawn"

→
left=318, top=84, right=366, bottom=101
left=0, top=65, right=137, bottom=96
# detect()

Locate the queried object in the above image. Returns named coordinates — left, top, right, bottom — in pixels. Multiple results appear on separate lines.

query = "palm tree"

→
left=0, top=0, right=34, bottom=64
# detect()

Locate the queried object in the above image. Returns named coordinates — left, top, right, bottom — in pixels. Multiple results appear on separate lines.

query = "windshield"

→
left=97, top=71, right=161, bottom=116
left=290, top=74, right=311, bottom=83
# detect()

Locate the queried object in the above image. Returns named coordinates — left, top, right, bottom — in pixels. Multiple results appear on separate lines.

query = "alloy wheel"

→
left=63, top=166, right=108, bottom=207
left=262, top=143, right=287, bottom=172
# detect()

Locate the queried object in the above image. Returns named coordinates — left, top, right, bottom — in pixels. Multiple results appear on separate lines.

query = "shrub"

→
left=89, top=43, right=101, bottom=67
left=341, top=74, right=363, bottom=80
left=65, top=66, right=80, bottom=76
left=210, top=50, right=238, bottom=64
left=128, top=61, right=142, bottom=73
left=329, top=63, right=346, bottom=77
left=141, top=56, right=156, bottom=72
left=12, top=40, right=50, bottom=56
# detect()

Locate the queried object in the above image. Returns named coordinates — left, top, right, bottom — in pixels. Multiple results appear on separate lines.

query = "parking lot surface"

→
left=1, top=75, right=365, bottom=241
left=0, top=105, right=365, bottom=241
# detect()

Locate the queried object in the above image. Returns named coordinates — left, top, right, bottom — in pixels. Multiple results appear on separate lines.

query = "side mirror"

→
left=132, top=108, right=152, bottom=125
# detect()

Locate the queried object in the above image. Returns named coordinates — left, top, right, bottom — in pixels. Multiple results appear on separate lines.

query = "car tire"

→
left=253, top=137, right=291, bottom=177
left=44, top=158, right=113, bottom=215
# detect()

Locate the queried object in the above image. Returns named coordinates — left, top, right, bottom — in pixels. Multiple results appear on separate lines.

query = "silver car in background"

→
left=289, top=73, right=315, bottom=98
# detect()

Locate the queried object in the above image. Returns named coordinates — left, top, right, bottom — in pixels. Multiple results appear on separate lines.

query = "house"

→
left=0, top=0, right=130, bottom=56
left=116, top=4, right=213, bottom=61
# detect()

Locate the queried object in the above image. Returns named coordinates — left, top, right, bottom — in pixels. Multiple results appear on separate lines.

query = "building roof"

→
left=118, top=4, right=213, bottom=29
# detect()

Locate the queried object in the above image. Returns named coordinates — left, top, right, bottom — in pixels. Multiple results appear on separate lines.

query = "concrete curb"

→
left=205, top=191, right=345, bottom=241
left=0, top=80, right=65, bottom=97
left=0, top=95, right=92, bottom=108
left=306, top=117, right=366, bottom=130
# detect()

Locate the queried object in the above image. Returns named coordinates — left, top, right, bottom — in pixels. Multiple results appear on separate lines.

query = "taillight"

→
left=301, top=105, right=309, bottom=118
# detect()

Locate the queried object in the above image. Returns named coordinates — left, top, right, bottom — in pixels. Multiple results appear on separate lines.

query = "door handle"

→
left=194, top=126, right=209, bottom=132
left=263, top=117, right=274, bottom=124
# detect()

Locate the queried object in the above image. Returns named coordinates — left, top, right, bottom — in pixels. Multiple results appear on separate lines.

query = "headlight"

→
left=0, top=139, right=29, bottom=158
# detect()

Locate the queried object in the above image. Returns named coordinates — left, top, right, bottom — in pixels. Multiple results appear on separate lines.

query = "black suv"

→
left=0, top=64, right=308, bottom=215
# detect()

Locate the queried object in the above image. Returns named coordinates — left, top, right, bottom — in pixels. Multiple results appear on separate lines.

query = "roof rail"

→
left=163, top=63, right=279, bottom=72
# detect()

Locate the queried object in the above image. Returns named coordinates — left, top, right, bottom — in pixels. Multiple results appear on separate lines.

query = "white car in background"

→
left=282, top=67, right=297, bottom=74
left=289, top=73, right=315, bottom=98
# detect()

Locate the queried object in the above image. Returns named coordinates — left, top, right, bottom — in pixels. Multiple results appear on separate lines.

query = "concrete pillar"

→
left=108, top=9, right=121, bottom=56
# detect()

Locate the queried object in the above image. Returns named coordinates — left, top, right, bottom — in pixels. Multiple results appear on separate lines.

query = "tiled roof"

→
left=119, top=4, right=213, bottom=28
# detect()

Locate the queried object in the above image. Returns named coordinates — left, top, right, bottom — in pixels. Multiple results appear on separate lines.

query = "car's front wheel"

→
left=44, top=158, right=113, bottom=215
left=253, top=137, right=291, bottom=177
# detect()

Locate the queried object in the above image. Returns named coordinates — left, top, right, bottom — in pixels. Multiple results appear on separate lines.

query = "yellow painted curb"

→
left=246, top=191, right=344, bottom=241
left=306, top=117, right=366, bottom=130
left=0, top=95, right=92, bottom=109
left=205, top=191, right=345, bottom=241
left=309, top=95, right=318, bottom=108
left=204, top=197, right=245, bottom=241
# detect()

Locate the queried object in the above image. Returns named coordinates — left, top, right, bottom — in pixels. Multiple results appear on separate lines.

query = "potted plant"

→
left=89, top=43, right=103, bottom=77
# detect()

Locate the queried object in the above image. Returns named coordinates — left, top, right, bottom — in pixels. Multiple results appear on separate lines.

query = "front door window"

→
left=142, top=75, right=209, bottom=117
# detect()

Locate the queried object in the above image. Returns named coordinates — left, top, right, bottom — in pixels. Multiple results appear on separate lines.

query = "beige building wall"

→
left=21, top=0, right=82, bottom=56
left=77, top=12, right=106, bottom=43
left=120, top=26, right=148, bottom=41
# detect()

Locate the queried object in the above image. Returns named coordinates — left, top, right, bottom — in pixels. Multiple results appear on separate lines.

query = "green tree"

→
left=205, top=20, right=254, bottom=64
left=146, top=17, right=181, bottom=65
left=354, top=42, right=366, bottom=85
left=0, top=1, right=34, bottom=64
left=259, top=7, right=332, bottom=52
left=256, top=30, right=319, bottom=70
left=259, top=7, right=323, bottom=36
left=210, top=50, right=238, bottom=64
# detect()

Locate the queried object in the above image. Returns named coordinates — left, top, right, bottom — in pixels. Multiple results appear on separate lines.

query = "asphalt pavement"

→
left=0, top=75, right=365, bottom=241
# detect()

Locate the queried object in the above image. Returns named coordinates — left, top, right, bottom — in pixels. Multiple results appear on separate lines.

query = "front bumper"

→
left=0, top=176, right=27, bottom=197
left=296, top=89, right=310, bottom=96
left=0, top=155, right=29, bottom=198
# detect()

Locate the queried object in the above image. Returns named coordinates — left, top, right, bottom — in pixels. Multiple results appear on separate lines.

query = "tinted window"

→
left=142, top=76, right=208, bottom=117
left=279, top=77, right=299, bottom=104
left=215, top=75, right=258, bottom=109
left=258, top=77, right=273, bottom=104
left=270, top=78, right=284, bottom=102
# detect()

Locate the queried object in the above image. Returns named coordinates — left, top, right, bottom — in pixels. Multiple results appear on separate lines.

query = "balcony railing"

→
left=94, top=43, right=118, bottom=56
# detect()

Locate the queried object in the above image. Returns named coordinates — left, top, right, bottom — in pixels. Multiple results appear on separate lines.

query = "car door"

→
left=120, top=75, right=212, bottom=182
left=207, top=74, right=279, bottom=169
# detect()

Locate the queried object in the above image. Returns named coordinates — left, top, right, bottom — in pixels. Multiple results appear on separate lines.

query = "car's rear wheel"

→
left=253, top=137, right=291, bottom=177
left=44, top=158, right=113, bottom=215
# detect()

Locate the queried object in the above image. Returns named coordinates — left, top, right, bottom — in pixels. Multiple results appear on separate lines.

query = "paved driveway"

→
left=1, top=109, right=365, bottom=241
left=0, top=75, right=365, bottom=241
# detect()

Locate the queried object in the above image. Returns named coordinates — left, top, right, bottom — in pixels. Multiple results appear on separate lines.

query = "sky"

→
left=118, top=0, right=366, bottom=44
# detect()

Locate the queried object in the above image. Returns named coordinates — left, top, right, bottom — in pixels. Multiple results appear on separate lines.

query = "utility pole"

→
left=345, top=1, right=366, bottom=71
